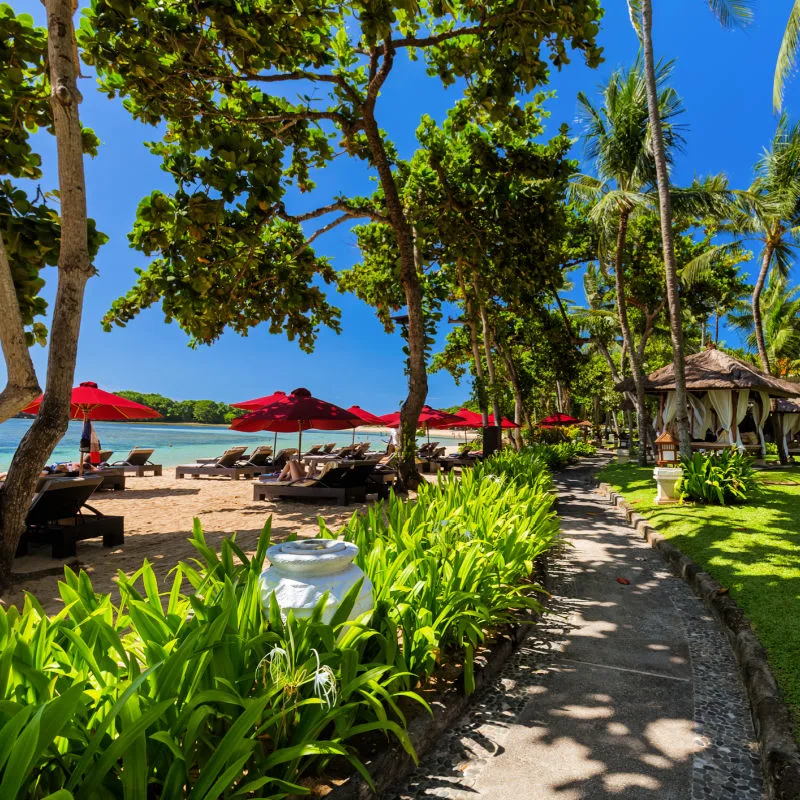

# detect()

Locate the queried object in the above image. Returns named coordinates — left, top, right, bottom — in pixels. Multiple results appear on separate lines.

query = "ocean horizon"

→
left=0, top=418, right=396, bottom=471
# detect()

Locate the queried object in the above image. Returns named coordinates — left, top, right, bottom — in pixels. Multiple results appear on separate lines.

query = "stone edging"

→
left=596, top=480, right=800, bottom=800
left=326, top=559, right=553, bottom=799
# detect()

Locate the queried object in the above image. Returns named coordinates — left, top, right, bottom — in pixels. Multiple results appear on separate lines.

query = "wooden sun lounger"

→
left=253, top=464, right=380, bottom=505
left=176, top=446, right=258, bottom=479
left=111, top=447, right=163, bottom=477
left=17, top=475, right=124, bottom=559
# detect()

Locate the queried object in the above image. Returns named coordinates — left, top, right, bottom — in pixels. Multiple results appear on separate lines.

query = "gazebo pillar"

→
left=773, top=412, right=789, bottom=465
left=731, top=391, right=739, bottom=446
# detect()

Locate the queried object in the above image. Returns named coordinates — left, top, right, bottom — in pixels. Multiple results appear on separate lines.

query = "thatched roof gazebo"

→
left=615, top=344, right=800, bottom=455
left=771, top=397, right=800, bottom=455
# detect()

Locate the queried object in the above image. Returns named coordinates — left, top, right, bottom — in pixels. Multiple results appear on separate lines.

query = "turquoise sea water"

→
left=0, top=418, right=394, bottom=471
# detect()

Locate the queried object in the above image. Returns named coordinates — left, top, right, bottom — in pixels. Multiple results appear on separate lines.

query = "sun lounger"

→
left=322, top=442, right=337, bottom=454
left=111, top=447, right=163, bottom=477
left=253, top=463, right=381, bottom=505
left=236, top=445, right=273, bottom=472
left=175, top=447, right=259, bottom=480
left=92, top=466, right=126, bottom=491
left=17, top=475, right=124, bottom=559
left=264, top=448, right=299, bottom=473
left=330, top=444, right=357, bottom=459
left=302, top=444, right=323, bottom=457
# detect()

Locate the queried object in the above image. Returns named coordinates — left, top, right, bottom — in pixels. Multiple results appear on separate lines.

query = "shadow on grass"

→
left=598, top=462, right=800, bottom=736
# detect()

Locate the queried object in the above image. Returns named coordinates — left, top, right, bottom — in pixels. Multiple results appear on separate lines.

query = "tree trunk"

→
left=641, top=0, right=691, bottom=457
left=458, top=263, right=489, bottom=426
left=474, top=281, right=502, bottom=424
left=0, top=0, right=93, bottom=586
left=612, top=209, right=649, bottom=466
left=0, top=231, right=42, bottom=421
left=752, top=243, right=774, bottom=374
left=495, top=337, right=525, bottom=450
left=362, top=60, right=426, bottom=489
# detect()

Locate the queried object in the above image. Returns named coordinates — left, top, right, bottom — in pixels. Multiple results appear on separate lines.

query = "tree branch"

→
left=276, top=200, right=385, bottom=224
left=0, top=231, right=41, bottom=422
left=392, top=25, right=483, bottom=49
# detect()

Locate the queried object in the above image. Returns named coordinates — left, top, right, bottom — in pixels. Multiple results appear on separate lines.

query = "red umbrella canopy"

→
left=230, top=388, right=362, bottom=433
left=489, top=414, right=521, bottom=429
left=346, top=405, right=386, bottom=426
left=230, top=390, right=287, bottom=411
left=441, top=408, right=484, bottom=429
left=538, top=412, right=580, bottom=427
left=381, top=405, right=464, bottom=429
left=21, top=381, right=161, bottom=421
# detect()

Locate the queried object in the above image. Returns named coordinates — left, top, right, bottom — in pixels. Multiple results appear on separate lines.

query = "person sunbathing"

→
left=276, top=458, right=306, bottom=482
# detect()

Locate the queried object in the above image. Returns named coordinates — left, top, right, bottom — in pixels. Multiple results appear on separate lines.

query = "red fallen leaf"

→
left=616, top=577, right=631, bottom=585
left=717, top=587, right=730, bottom=595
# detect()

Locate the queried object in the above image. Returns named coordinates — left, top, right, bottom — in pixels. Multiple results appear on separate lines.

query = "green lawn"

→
left=598, top=462, right=800, bottom=737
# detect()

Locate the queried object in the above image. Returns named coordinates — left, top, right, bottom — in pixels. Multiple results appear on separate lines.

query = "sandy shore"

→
left=2, top=474, right=366, bottom=614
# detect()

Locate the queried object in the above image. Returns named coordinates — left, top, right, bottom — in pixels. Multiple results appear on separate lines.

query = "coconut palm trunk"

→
left=613, top=209, right=650, bottom=466
left=752, top=244, right=774, bottom=374
left=640, top=0, right=691, bottom=457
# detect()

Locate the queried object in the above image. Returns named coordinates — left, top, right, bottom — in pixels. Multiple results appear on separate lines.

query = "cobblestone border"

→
left=325, top=559, right=555, bottom=800
left=596, top=480, right=800, bottom=800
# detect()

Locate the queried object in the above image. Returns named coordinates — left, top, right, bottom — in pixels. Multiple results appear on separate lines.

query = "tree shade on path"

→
left=390, top=461, right=763, bottom=799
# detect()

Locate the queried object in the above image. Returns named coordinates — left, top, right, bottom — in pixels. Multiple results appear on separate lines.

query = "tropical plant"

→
left=627, top=0, right=753, bottom=457
left=677, top=448, right=761, bottom=505
left=729, top=273, right=800, bottom=377
left=574, top=57, right=685, bottom=465
left=79, top=0, right=604, bottom=488
left=334, top=463, right=559, bottom=694
left=0, top=521, right=419, bottom=798
left=734, top=116, right=800, bottom=375
left=775, top=1, right=800, bottom=110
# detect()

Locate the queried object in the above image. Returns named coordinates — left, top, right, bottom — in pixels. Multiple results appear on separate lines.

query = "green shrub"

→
left=0, top=522, right=417, bottom=799
left=1, top=450, right=559, bottom=797
left=677, top=448, right=761, bottom=505
left=333, top=465, right=558, bottom=694
left=766, top=441, right=778, bottom=455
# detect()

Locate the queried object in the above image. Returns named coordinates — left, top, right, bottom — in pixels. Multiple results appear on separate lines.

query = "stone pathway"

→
left=389, top=464, right=764, bottom=800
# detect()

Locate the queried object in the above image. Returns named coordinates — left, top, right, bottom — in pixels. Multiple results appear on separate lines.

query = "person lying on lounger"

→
left=276, top=458, right=307, bottom=482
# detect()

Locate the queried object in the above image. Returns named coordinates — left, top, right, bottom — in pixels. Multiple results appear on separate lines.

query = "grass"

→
left=598, top=461, right=800, bottom=739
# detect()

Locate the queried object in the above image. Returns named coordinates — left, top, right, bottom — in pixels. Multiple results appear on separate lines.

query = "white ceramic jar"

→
left=259, top=539, right=373, bottom=624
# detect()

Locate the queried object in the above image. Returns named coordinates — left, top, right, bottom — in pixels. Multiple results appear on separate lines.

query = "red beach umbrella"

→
left=381, top=405, right=464, bottom=443
left=538, top=412, right=580, bottom=427
left=489, top=414, right=521, bottom=429
left=346, top=405, right=386, bottom=444
left=230, top=390, right=287, bottom=411
left=22, top=381, right=161, bottom=421
left=346, top=405, right=386, bottom=426
left=230, top=387, right=361, bottom=452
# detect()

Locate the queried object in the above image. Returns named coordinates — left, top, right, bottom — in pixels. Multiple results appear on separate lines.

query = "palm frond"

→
left=627, top=0, right=642, bottom=40
left=774, top=0, right=800, bottom=111
left=706, top=0, right=754, bottom=29
left=680, top=242, right=748, bottom=286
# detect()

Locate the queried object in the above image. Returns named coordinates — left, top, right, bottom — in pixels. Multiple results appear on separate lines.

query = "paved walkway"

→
left=390, top=464, right=764, bottom=800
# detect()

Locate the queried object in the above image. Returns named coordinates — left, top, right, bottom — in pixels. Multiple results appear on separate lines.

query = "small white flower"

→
left=311, top=649, right=338, bottom=709
left=256, top=645, right=291, bottom=685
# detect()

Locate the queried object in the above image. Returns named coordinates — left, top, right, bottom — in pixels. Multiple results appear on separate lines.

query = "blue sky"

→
left=8, top=1, right=794, bottom=412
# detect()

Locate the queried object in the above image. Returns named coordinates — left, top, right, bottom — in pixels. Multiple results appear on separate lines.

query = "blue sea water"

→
left=0, top=418, right=394, bottom=471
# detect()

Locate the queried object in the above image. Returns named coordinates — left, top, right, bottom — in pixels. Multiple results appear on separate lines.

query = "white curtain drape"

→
left=734, top=390, right=749, bottom=448
left=662, top=391, right=677, bottom=432
left=756, top=391, right=771, bottom=456
left=784, top=414, right=800, bottom=452
left=708, top=389, right=733, bottom=444
left=689, top=394, right=711, bottom=439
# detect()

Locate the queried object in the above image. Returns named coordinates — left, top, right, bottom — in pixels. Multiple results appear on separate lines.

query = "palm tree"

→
left=628, top=0, right=753, bottom=456
left=574, top=58, right=685, bottom=464
left=775, top=2, right=800, bottom=111
left=730, top=273, right=800, bottom=376
left=734, top=117, right=800, bottom=374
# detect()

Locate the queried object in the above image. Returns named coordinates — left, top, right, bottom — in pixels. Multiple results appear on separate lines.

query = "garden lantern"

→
left=655, top=430, right=679, bottom=467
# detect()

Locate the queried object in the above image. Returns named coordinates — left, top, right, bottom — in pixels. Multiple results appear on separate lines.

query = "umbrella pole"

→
left=352, top=426, right=356, bottom=445
left=273, top=431, right=278, bottom=456
left=298, top=422, right=302, bottom=456
left=79, top=413, right=86, bottom=476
